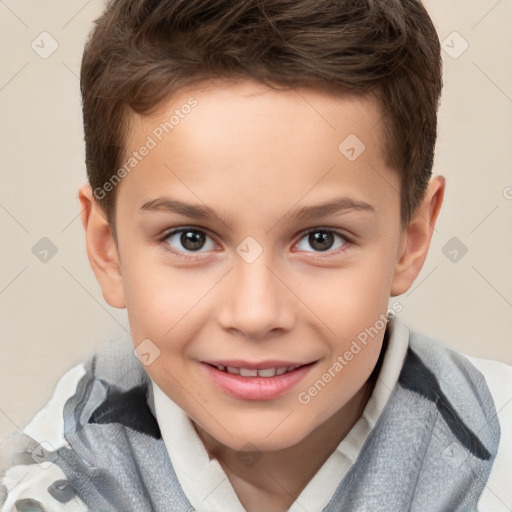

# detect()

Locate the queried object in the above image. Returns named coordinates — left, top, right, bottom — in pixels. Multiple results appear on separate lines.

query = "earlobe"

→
left=78, top=185, right=126, bottom=309
left=391, top=175, right=445, bottom=297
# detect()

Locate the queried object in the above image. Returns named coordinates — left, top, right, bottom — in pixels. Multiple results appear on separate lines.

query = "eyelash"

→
left=158, top=226, right=353, bottom=261
left=158, top=226, right=218, bottom=261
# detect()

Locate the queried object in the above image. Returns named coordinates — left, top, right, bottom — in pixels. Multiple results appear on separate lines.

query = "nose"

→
left=216, top=255, right=296, bottom=340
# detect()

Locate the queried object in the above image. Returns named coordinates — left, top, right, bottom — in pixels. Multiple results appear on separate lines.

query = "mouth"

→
left=200, top=360, right=318, bottom=400
left=206, top=363, right=307, bottom=377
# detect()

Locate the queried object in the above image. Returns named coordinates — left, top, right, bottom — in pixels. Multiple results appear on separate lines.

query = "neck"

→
left=194, top=375, right=376, bottom=511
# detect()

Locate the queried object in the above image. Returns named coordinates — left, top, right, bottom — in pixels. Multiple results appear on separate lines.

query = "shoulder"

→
left=404, top=326, right=509, bottom=419
left=465, top=355, right=512, bottom=512
left=0, top=363, right=89, bottom=511
left=464, top=354, right=512, bottom=397
left=403, top=324, right=512, bottom=511
left=0, top=335, right=143, bottom=511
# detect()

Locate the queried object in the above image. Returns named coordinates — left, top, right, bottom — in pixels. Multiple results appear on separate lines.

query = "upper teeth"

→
left=217, top=365, right=298, bottom=377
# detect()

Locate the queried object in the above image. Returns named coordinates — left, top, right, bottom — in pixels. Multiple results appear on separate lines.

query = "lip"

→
left=200, top=361, right=317, bottom=401
left=202, top=359, right=308, bottom=370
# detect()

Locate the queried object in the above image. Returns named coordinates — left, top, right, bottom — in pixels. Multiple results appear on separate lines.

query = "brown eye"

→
left=165, top=228, right=215, bottom=252
left=181, top=230, right=206, bottom=251
left=296, top=230, right=347, bottom=253
left=308, top=232, right=334, bottom=251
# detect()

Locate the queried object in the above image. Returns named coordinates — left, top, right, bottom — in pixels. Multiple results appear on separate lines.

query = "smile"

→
left=213, top=364, right=300, bottom=377
left=201, top=361, right=317, bottom=400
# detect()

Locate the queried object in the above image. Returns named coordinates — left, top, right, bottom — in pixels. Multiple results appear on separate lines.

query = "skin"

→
left=79, top=78, right=444, bottom=511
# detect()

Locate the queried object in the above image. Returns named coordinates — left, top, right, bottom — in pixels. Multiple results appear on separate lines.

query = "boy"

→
left=1, top=0, right=511, bottom=510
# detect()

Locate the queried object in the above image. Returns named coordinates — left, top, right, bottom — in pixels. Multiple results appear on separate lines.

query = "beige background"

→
left=1, top=0, right=511, bottom=439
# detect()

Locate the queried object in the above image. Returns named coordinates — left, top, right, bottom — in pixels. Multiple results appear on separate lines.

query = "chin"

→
left=232, top=436, right=303, bottom=453
left=207, top=418, right=314, bottom=453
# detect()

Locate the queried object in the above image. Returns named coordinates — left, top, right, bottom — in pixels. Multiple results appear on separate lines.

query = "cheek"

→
left=317, top=339, right=382, bottom=419
left=122, top=256, right=222, bottom=352
left=293, top=246, right=394, bottom=392
left=123, top=266, right=208, bottom=397
left=345, top=239, right=399, bottom=310
left=120, top=253, right=179, bottom=341
left=296, top=256, right=393, bottom=340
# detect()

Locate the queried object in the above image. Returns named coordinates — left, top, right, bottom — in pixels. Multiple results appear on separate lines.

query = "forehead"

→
left=119, top=79, right=399, bottom=227
left=127, top=78, right=385, bottom=156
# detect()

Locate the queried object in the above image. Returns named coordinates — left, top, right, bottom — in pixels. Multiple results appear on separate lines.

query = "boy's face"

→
left=87, top=80, right=430, bottom=451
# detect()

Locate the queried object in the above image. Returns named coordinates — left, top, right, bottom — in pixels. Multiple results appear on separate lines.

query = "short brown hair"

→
left=81, top=0, right=442, bottom=227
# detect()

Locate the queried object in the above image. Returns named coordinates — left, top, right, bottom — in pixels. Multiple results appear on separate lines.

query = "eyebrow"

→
left=140, top=197, right=217, bottom=219
left=292, top=197, right=375, bottom=221
left=140, top=196, right=375, bottom=222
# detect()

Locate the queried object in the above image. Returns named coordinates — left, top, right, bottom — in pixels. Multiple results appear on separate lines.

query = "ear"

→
left=78, top=185, right=126, bottom=308
left=391, top=175, right=445, bottom=296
